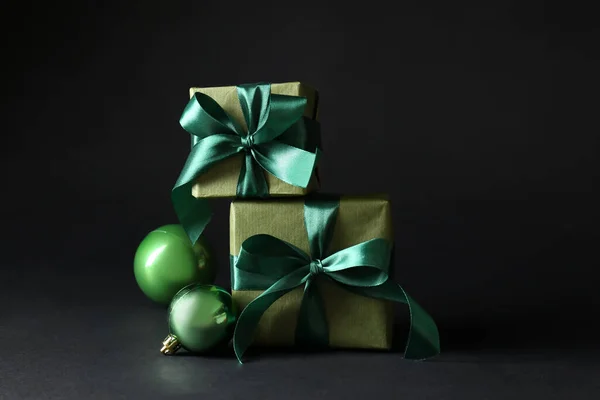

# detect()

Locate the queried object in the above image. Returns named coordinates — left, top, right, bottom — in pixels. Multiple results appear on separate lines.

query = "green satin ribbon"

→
left=231, top=195, right=441, bottom=363
left=172, top=83, right=321, bottom=244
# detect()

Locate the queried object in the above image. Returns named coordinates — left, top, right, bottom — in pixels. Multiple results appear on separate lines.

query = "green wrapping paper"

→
left=230, top=195, right=396, bottom=350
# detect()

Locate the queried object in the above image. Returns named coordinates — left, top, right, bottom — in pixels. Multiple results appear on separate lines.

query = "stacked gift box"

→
left=138, top=81, right=440, bottom=362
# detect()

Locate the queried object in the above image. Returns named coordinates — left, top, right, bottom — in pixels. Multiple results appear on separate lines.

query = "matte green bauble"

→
left=134, top=224, right=215, bottom=305
left=160, top=284, right=236, bottom=354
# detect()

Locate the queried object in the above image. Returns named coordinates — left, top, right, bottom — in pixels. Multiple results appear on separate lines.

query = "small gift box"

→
left=172, top=82, right=322, bottom=244
left=229, top=195, right=440, bottom=362
left=185, top=82, right=320, bottom=198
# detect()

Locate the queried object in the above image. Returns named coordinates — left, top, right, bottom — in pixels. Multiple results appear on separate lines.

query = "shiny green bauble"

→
left=134, top=224, right=215, bottom=305
left=161, top=284, right=236, bottom=354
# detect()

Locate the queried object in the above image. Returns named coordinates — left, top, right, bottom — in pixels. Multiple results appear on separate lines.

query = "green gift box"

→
left=229, top=195, right=440, bottom=361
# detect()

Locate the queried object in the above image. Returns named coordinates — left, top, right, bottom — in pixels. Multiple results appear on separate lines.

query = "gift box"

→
left=230, top=195, right=395, bottom=350
left=186, top=82, right=321, bottom=198
left=172, top=82, right=323, bottom=246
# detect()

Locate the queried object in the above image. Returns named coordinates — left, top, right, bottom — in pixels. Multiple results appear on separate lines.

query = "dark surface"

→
left=2, top=271, right=599, bottom=399
left=2, top=1, right=599, bottom=398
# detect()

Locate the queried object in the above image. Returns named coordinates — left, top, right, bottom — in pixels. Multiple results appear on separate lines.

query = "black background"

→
left=2, top=1, right=599, bottom=398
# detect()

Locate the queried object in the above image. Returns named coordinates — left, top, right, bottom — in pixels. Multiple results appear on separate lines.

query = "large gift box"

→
left=185, top=82, right=321, bottom=198
left=230, top=195, right=394, bottom=349
left=229, top=195, right=440, bottom=362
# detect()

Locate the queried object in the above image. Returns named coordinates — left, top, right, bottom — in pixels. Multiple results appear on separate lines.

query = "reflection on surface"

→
left=150, top=358, right=199, bottom=395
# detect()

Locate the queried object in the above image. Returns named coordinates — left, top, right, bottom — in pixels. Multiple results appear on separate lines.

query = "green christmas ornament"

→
left=160, top=284, right=236, bottom=355
left=134, top=224, right=215, bottom=305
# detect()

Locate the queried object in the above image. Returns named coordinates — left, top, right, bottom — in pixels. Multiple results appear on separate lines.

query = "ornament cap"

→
left=160, top=334, right=181, bottom=355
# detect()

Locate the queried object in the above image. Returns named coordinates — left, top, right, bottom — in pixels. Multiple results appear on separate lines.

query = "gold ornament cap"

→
left=160, top=334, right=182, bottom=355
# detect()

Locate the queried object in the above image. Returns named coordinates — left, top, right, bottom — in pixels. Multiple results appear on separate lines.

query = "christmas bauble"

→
left=160, top=284, right=236, bottom=354
left=134, top=224, right=215, bottom=305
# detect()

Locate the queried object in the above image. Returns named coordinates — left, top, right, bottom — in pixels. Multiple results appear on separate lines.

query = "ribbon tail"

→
left=172, top=134, right=240, bottom=243
left=399, top=286, right=441, bottom=360
left=171, top=186, right=212, bottom=246
left=233, top=266, right=309, bottom=363
left=295, top=277, right=329, bottom=348
left=349, top=280, right=440, bottom=360
left=237, top=151, right=269, bottom=198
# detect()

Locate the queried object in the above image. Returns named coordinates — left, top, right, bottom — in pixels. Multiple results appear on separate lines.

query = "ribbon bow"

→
left=231, top=196, right=440, bottom=363
left=172, top=83, right=321, bottom=244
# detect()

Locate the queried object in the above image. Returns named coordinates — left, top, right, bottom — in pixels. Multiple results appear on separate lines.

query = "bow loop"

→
left=252, top=93, right=307, bottom=145
left=321, top=238, right=391, bottom=287
left=232, top=234, right=310, bottom=290
left=236, top=83, right=271, bottom=135
left=181, top=92, right=244, bottom=139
